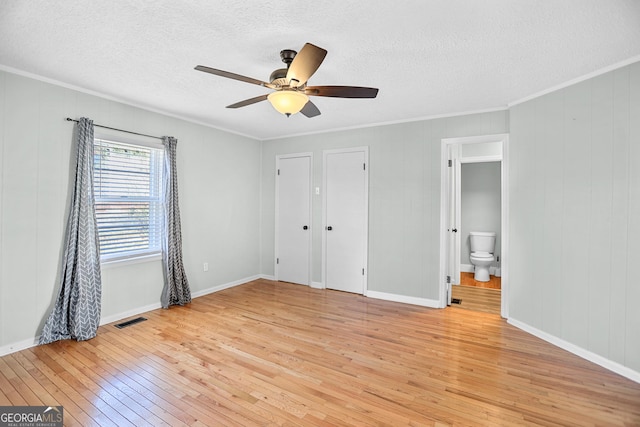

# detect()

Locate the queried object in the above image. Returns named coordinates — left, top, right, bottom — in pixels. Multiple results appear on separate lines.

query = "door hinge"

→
left=363, top=163, right=366, bottom=170
left=448, top=159, right=452, bottom=167
left=276, top=258, right=279, bottom=264
left=277, top=169, right=280, bottom=175
left=446, top=275, right=451, bottom=284
left=362, top=268, right=365, bottom=275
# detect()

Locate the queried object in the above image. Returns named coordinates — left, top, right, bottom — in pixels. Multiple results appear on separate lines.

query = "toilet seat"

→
left=471, top=252, right=493, bottom=259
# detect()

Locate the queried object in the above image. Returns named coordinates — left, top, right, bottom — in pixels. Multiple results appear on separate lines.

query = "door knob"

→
left=303, top=225, right=308, bottom=230
left=452, top=228, right=458, bottom=233
left=326, top=226, right=333, bottom=231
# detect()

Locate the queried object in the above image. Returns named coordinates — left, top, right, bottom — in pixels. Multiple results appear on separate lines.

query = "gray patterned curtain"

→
left=40, top=118, right=102, bottom=344
left=160, top=136, right=191, bottom=308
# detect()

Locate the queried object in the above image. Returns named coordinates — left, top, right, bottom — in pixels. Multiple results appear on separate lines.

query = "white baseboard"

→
left=100, top=302, right=162, bottom=326
left=0, top=336, right=41, bottom=357
left=192, top=274, right=264, bottom=298
left=11, top=279, right=636, bottom=386
left=106, top=274, right=265, bottom=326
left=461, top=264, right=501, bottom=277
left=259, top=274, right=276, bottom=281
left=508, top=318, right=640, bottom=384
left=461, top=263, right=474, bottom=273
left=260, top=275, right=322, bottom=289
left=0, top=274, right=264, bottom=358
left=366, top=290, right=441, bottom=308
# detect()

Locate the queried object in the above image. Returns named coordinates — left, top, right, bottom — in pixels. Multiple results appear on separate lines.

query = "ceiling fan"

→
left=195, top=43, right=379, bottom=118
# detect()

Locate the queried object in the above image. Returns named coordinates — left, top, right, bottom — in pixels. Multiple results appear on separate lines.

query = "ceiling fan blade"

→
left=286, top=43, right=327, bottom=87
left=300, top=100, right=321, bottom=118
left=305, top=85, right=379, bottom=98
left=226, top=94, right=269, bottom=109
left=195, top=65, right=273, bottom=88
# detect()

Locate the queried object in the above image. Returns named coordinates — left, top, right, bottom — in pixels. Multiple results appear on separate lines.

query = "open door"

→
left=440, top=133, right=508, bottom=316
left=445, top=144, right=461, bottom=305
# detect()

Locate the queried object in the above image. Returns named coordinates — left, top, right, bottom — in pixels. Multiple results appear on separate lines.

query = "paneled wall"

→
left=0, top=71, right=261, bottom=352
left=3, top=61, right=638, bottom=379
left=509, top=62, right=640, bottom=372
left=260, top=111, right=509, bottom=301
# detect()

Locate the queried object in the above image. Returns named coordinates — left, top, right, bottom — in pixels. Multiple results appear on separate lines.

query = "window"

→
left=93, top=137, right=164, bottom=260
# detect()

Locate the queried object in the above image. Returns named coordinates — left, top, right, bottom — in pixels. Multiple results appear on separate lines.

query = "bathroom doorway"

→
left=439, top=134, right=509, bottom=318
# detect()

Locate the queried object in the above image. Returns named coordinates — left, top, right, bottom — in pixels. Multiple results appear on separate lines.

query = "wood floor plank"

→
left=3, top=352, right=82, bottom=426
left=21, top=347, right=120, bottom=427
left=460, top=271, right=502, bottom=289
left=38, top=343, right=143, bottom=425
left=1, top=279, right=639, bottom=426
left=97, top=335, right=245, bottom=425
left=0, top=358, right=28, bottom=406
left=0, top=388, right=12, bottom=406
left=19, top=349, right=102, bottom=427
left=41, top=344, right=168, bottom=427
left=451, top=284, right=501, bottom=314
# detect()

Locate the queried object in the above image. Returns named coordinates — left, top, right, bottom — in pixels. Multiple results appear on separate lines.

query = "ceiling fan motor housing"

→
left=269, top=68, right=288, bottom=86
left=269, top=49, right=298, bottom=86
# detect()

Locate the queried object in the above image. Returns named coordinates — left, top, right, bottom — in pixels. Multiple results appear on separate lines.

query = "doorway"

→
left=322, top=147, right=369, bottom=294
left=439, top=134, right=509, bottom=317
left=275, top=153, right=312, bottom=285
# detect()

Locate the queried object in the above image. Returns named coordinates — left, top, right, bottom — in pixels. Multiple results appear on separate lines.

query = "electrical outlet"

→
left=203, top=262, right=209, bottom=272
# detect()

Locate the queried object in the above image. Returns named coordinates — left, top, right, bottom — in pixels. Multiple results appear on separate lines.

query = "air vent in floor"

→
left=451, top=298, right=462, bottom=305
left=115, top=317, right=147, bottom=329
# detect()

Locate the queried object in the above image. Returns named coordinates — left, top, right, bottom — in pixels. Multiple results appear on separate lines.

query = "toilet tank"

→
left=469, top=231, right=496, bottom=253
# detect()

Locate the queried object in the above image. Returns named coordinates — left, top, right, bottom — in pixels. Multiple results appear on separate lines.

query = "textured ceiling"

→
left=1, top=0, right=639, bottom=140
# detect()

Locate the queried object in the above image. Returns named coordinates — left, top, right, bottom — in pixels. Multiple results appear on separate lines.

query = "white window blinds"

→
left=93, top=138, right=164, bottom=259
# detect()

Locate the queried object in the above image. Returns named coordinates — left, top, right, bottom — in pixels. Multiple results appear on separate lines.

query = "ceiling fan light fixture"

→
left=196, top=42, right=378, bottom=119
left=268, top=90, right=309, bottom=116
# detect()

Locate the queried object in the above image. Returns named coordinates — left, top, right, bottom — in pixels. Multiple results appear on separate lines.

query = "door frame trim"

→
left=439, top=134, right=510, bottom=318
left=321, top=146, right=369, bottom=293
left=275, top=152, right=313, bottom=285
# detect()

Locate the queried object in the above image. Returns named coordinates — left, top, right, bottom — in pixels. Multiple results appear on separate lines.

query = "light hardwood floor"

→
left=460, top=272, right=501, bottom=290
left=1, top=279, right=639, bottom=426
left=452, top=273, right=501, bottom=315
left=451, top=285, right=501, bottom=315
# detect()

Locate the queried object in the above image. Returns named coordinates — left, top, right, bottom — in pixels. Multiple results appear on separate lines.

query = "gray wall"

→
left=3, top=60, right=638, bottom=377
left=460, top=162, right=501, bottom=265
left=260, top=112, right=509, bottom=300
left=0, top=71, right=261, bottom=350
left=509, top=61, right=640, bottom=372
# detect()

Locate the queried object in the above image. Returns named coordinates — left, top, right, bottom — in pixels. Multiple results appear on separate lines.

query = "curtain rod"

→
left=65, top=118, right=163, bottom=140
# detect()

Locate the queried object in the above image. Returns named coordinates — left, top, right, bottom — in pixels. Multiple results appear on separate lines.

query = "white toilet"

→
left=469, top=231, right=496, bottom=282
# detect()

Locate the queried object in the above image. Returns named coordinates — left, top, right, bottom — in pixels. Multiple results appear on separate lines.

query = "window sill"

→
left=100, top=252, right=162, bottom=269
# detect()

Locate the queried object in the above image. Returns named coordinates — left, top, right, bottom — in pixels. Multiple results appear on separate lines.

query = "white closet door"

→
left=324, top=148, right=368, bottom=294
left=276, top=155, right=311, bottom=285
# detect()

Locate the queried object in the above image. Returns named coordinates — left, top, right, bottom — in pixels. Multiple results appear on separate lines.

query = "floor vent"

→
left=451, top=298, right=462, bottom=305
left=115, top=317, right=147, bottom=329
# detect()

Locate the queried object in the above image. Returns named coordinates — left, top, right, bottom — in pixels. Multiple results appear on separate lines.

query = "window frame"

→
left=93, top=133, right=165, bottom=263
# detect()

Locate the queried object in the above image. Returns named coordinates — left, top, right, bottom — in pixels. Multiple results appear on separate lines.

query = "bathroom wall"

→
left=460, top=161, right=501, bottom=267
